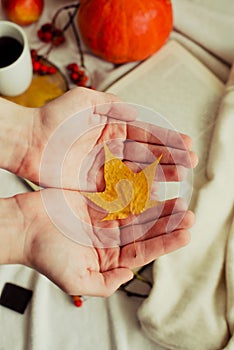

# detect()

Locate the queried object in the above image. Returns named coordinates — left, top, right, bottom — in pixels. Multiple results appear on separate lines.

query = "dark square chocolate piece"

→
left=0, top=283, right=33, bottom=314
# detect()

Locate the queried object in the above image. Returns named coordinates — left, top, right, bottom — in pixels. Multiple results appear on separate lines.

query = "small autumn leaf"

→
left=81, top=143, right=162, bottom=221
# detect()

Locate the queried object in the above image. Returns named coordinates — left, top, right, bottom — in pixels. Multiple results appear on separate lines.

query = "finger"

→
left=118, top=197, right=188, bottom=227
left=124, top=160, right=188, bottom=181
left=119, top=229, right=190, bottom=269
left=86, top=139, right=193, bottom=193
left=135, top=210, right=195, bottom=242
left=94, top=101, right=137, bottom=121
left=90, top=161, right=188, bottom=195
left=72, top=268, right=133, bottom=297
left=124, top=141, right=198, bottom=168
left=120, top=210, right=194, bottom=245
left=127, top=121, right=193, bottom=150
left=86, top=198, right=188, bottom=245
left=157, top=164, right=188, bottom=181
left=85, top=160, right=188, bottom=197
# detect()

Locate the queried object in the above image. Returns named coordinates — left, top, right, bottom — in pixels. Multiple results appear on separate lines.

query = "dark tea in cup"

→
left=0, top=36, right=23, bottom=68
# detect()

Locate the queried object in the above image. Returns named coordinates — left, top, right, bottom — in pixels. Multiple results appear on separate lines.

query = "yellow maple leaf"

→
left=81, top=143, right=162, bottom=221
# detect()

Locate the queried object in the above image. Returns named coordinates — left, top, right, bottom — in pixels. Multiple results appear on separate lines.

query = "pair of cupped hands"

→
left=4, top=87, right=198, bottom=297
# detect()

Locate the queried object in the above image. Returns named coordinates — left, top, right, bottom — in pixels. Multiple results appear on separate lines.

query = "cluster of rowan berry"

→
left=66, top=63, right=90, bottom=87
left=37, top=23, right=65, bottom=46
left=36, top=21, right=92, bottom=87
left=31, top=49, right=57, bottom=75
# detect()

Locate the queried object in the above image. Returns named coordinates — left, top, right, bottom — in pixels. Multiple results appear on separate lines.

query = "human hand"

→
left=9, top=87, right=198, bottom=190
left=13, top=190, right=194, bottom=296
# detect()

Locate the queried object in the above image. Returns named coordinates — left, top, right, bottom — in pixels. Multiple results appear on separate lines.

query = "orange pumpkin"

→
left=77, top=0, right=173, bottom=64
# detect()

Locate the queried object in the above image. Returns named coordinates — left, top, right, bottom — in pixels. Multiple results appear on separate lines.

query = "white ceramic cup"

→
left=0, top=21, right=33, bottom=96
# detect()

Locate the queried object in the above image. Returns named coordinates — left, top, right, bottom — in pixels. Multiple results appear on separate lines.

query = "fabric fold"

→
left=137, top=63, right=234, bottom=349
left=172, top=0, right=234, bottom=65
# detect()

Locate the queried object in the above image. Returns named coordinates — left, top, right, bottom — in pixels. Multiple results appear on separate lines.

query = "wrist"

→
left=0, top=98, right=35, bottom=175
left=0, top=197, right=26, bottom=265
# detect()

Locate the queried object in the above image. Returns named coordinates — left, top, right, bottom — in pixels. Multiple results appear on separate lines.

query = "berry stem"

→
left=52, top=2, right=80, bottom=30
left=45, top=2, right=80, bottom=58
left=62, top=4, right=80, bottom=32
left=44, top=43, right=54, bottom=59
left=68, top=10, right=85, bottom=68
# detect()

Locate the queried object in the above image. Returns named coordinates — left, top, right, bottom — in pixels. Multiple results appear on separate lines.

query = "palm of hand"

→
left=21, top=191, right=132, bottom=296
left=20, top=190, right=193, bottom=297
left=21, top=88, right=197, bottom=190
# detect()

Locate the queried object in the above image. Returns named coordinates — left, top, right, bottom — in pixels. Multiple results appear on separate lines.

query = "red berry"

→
left=76, top=75, right=88, bottom=87
left=38, top=29, right=52, bottom=43
left=73, top=66, right=79, bottom=73
left=78, top=70, right=85, bottom=77
left=33, top=61, right=41, bottom=72
left=31, top=49, right=37, bottom=58
left=40, top=64, right=49, bottom=74
left=52, top=29, right=65, bottom=46
left=38, top=23, right=55, bottom=43
left=66, top=63, right=74, bottom=71
left=53, top=35, right=65, bottom=46
left=73, top=296, right=83, bottom=307
left=77, top=81, right=87, bottom=87
left=74, top=299, right=82, bottom=307
left=37, top=29, right=43, bottom=40
left=54, top=28, right=62, bottom=36
left=80, top=75, right=88, bottom=83
left=48, top=66, right=57, bottom=75
left=71, top=72, right=79, bottom=82
left=66, top=63, right=79, bottom=72
left=41, top=23, right=53, bottom=33
left=44, top=31, right=53, bottom=42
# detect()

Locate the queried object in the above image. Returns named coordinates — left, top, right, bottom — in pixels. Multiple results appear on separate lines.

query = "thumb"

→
left=102, top=267, right=134, bottom=296
left=79, top=268, right=134, bottom=297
